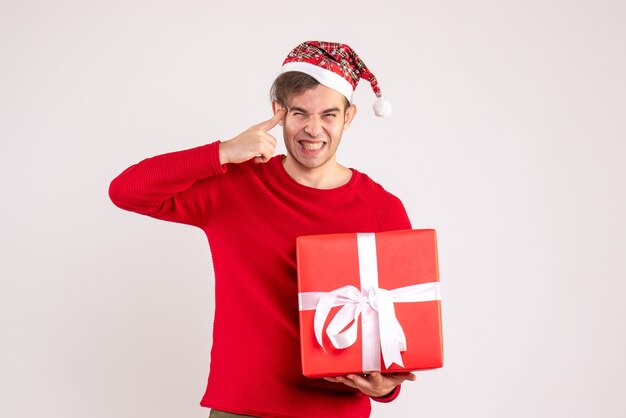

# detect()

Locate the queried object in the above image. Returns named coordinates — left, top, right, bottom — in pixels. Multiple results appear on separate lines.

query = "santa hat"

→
left=281, top=41, right=392, bottom=117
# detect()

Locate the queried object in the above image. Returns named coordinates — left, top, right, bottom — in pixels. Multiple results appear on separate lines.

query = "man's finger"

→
left=345, top=374, right=371, bottom=389
left=369, top=372, right=384, bottom=385
left=258, top=108, right=286, bottom=131
left=392, top=372, right=416, bottom=383
left=384, top=372, right=416, bottom=386
left=253, top=150, right=271, bottom=163
left=336, top=376, right=359, bottom=389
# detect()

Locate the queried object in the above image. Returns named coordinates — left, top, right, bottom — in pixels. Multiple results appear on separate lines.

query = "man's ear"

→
left=272, top=101, right=284, bottom=126
left=343, top=104, right=357, bottom=130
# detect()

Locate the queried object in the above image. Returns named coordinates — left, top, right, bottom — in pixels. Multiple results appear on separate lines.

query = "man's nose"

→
left=304, top=116, right=323, bottom=137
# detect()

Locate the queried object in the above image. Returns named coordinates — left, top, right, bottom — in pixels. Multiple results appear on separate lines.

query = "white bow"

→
left=299, top=281, right=440, bottom=369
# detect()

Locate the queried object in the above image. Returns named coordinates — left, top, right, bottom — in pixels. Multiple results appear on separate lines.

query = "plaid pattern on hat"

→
left=281, top=40, right=392, bottom=117
left=283, top=41, right=381, bottom=97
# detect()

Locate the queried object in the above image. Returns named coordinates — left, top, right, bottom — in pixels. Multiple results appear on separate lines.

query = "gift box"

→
left=297, top=229, right=443, bottom=378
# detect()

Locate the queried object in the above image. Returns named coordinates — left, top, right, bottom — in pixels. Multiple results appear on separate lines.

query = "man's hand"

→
left=324, top=371, right=416, bottom=398
left=219, top=108, right=286, bottom=165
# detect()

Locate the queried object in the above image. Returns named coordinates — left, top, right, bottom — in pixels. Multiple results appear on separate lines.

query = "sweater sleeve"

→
left=108, top=141, right=229, bottom=227
left=355, top=174, right=412, bottom=232
left=377, top=194, right=411, bottom=232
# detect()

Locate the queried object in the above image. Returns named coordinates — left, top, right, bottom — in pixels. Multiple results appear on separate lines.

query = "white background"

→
left=1, top=1, right=625, bottom=417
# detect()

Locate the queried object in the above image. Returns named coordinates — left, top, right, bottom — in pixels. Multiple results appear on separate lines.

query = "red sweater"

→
left=109, top=141, right=412, bottom=418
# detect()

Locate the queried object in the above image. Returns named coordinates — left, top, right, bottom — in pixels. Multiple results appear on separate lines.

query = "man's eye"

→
left=323, top=114, right=337, bottom=118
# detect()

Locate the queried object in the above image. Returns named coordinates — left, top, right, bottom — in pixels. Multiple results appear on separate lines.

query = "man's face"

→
left=274, top=84, right=356, bottom=171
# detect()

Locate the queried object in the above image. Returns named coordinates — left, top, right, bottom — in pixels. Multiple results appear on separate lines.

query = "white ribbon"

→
left=298, top=233, right=441, bottom=371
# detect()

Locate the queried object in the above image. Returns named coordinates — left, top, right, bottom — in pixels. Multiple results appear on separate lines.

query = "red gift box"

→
left=297, top=229, right=443, bottom=378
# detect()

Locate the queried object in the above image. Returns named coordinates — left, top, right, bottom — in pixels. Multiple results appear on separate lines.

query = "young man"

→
left=110, top=41, right=415, bottom=418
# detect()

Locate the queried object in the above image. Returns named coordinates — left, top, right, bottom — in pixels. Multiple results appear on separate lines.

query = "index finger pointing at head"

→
left=259, top=108, right=286, bottom=131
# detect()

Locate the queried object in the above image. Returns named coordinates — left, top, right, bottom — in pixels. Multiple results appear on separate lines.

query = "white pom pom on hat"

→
left=281, top=41, right=392, bottom=117
left=373, top=97, right=393, bottom=117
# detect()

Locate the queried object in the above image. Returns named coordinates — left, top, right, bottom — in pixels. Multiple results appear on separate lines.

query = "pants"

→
left=209, top=410, right=256, bottom=418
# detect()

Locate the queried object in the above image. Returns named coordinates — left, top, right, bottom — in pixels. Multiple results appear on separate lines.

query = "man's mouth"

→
left=298, top=140, right=326, bottom=151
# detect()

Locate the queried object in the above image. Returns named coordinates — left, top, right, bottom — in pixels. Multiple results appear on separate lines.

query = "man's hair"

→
left=270, top=71, right=350, bottom=111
